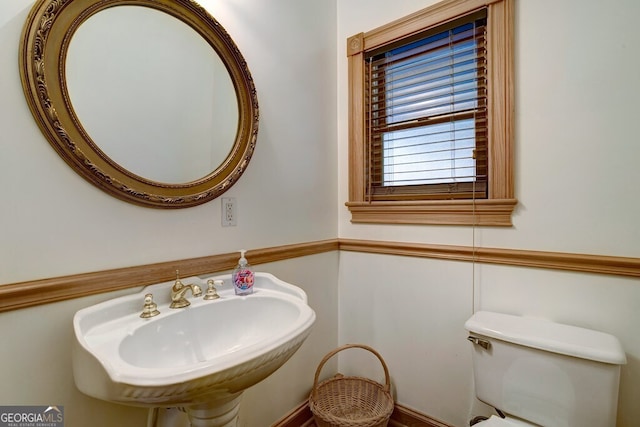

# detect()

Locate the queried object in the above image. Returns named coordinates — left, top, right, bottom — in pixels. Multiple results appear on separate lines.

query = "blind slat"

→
left=369, top=42, right=485, bottom=86
left=369, top=25, right=486, bottom=67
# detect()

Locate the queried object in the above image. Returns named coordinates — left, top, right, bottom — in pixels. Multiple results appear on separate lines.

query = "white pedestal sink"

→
left=72, top=273, right=316, bottom=426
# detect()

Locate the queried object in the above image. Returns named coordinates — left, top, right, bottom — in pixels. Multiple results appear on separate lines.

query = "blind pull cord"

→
left=367, top=56, right=373, bottom=203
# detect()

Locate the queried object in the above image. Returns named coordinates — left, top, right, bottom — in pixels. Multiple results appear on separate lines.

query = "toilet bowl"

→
left=475, top=415, right=537, bottom=426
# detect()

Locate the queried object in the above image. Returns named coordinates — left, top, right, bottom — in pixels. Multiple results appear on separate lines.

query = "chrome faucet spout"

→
left=170, top=270, right=202, bottom=309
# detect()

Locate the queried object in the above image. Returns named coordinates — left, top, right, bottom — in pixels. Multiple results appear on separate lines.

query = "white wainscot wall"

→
left=337, top=251, right=640, bottom=427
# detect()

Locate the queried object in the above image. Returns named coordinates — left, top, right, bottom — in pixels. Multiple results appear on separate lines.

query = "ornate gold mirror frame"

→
left=19, top=0, right=258, bottom=208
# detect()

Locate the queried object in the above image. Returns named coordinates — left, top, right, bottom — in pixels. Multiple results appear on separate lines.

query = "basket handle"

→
left=312, top=344, right=391, bottom=399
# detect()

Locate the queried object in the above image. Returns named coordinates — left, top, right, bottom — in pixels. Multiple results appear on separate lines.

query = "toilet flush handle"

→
left=467, top=335, right=491, bottom=350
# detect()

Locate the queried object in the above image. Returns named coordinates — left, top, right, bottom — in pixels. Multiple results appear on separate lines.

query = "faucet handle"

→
left=204, top=279, right=223, bottom=300
left=140, top=293, right=160, bottom=318
left=174, top=269, right=183, bottom=287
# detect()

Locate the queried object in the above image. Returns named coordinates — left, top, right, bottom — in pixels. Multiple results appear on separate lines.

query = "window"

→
left=346, top=0, right=516, bottom=226
left=368, top=13, right=488, bottom=199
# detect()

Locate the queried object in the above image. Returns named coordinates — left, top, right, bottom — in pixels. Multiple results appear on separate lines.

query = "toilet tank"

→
left=465, top=311, right=626, bottom=427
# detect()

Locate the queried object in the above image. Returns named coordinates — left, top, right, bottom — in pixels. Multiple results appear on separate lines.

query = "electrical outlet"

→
left=221, top=197, right=237, bottom=227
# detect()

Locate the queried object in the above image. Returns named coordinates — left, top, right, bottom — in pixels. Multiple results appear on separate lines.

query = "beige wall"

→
left=2, top=0, right=640, bottom=426
left=0, top=0, right=338, bottom=285
left=0, top=0, right=338, bottom=425
left=337, top=0, right=640, bottom=255
left=336, top=1, right=640, bottom=426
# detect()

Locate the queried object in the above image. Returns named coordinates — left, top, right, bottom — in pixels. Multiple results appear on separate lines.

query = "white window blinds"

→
left=365, top=10, right=488, bottom=200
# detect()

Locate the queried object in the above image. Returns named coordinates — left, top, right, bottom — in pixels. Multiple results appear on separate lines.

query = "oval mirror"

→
left=19, top=0, right=258, bottom=208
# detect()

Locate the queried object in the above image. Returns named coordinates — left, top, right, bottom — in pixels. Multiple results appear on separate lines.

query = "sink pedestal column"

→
left=185, top=393, right=243, bottom=427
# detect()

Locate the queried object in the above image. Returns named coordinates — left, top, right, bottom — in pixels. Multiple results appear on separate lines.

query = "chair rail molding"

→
left=1, top=238, right=638, bottom=313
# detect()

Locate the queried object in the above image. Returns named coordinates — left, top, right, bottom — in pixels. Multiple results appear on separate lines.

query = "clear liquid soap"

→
left=232, top=249, right=254, bottom=295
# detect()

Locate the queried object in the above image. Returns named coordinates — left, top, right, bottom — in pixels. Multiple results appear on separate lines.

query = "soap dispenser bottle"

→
left=232, top=249, right=254, bottom=295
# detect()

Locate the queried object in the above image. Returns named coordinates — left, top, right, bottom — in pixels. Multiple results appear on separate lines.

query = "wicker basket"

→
left=309, top=344, right=394, bottom=427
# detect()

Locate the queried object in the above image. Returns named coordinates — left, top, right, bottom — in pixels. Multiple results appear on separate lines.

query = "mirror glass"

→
left=20, top=0, right=258, bottom=208
left=66, top=6, right=238, bottom=184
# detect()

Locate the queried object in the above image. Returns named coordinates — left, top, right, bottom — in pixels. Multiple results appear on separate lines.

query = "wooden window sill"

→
left=346, top=198, right=517, bottom=226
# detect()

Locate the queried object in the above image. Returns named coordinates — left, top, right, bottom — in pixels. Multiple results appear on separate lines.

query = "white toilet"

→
left=465, top=311, right=626, bottom=427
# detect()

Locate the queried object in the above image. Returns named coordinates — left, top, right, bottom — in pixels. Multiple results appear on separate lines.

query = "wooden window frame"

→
left=346, top=0, right=516, bottom=226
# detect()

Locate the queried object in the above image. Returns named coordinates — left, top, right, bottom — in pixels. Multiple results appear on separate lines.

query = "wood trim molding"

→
left=390, top=404, right=455, bottom=427
left=1, top=237, right=638, bottom=313
left=271, top=400, right=314, bottom=427
left=0, top=239, right=338, bottom=313
left=346, top=199, right=517, bottom=226
left=347, top=47, right=365, bottom=202
left=362, top=0, right=490, bottom=52
left=347, top=33, right=364, bottom=56
left=487, top=0, right=514, bottom=200
left=339, top=239, right=640, bottom=278
left=271, top=401, right=453, bottom=427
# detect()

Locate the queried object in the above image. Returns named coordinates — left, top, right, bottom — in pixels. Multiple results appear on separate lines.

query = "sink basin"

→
left=72, top=272, right=315, bottom=425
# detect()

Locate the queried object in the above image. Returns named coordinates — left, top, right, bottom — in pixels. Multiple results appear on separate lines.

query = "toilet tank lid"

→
left=465, top=311, right=626, bottom=365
